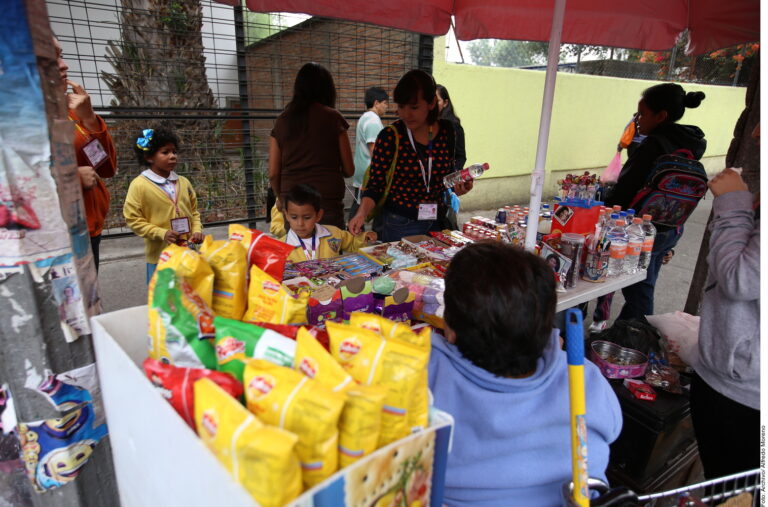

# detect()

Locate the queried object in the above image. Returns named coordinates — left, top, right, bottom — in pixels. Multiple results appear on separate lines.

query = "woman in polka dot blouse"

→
left=348, top=70, right=474, bottom=242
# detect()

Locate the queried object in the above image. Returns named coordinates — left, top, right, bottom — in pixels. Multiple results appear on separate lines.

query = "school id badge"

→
left=171, top=217, right=191, bottom=234
left=82, top=138, right=109, bottom=168
left=417, top=203, right=438, bottom=221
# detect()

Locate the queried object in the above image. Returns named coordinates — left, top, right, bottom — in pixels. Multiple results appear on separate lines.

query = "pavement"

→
left=97, top=198, right=713, bottom=321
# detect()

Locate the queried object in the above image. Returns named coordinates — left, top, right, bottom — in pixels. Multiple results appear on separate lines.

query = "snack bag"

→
left=229, top=224, right=294, bottom=281
left=254, top=322, right=331, bottom=351
left=243, top=265, right=309, bottom=325
left=338, top=277, right=375, bottom=321
left=244, top=359, right=345, bottom=488
left=293, top=328, right=353, bottom=392
left=348, top=312, right=416, bottom=342
left=143, top=358, right=242, bottom=429
left=153, top=243, right=215, bottom=307
left=201, top=236, right=247, bottom=320
left=214, top=316, right=297, bottom=383
left=327, top=322, right=427, bottom=446
left=307, top=285, right=343, bottom=326
left=194, top=378, right=302, bottom=507
left=148, top=268, right=217, bottom=369
left=338, top=384, right=387, bottom=468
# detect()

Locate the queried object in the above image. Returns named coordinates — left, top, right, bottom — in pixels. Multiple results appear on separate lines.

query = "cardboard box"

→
left=91, top=306, right=453, bottom=507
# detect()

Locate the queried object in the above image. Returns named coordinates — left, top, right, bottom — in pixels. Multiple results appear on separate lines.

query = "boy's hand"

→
left=164, top=230, right=181, bottom=244
left=364, top=231, right=377, bottom=242
left=78, top=165, right=97, bottom=189
left=189, top=232, right=204, bottom=244
left=708, top=167, right=748, bottom=197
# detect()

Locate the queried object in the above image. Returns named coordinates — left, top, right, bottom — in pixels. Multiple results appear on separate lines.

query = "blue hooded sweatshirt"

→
left=428, top=329, right=622, bottom=506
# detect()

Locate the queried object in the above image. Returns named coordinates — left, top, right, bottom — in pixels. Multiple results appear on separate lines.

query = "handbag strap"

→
left=365, top=124, right=399, bottom=221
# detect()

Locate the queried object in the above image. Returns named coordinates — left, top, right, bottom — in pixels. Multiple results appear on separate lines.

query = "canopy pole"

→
left=524, top=0, right=567, bottom=251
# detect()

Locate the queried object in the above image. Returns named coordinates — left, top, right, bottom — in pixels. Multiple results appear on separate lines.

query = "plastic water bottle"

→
left=626, top=208, right=636, bottom=226
left=606, top=214, right=628, bottom=277
left=443, top=162, right=490, bottom=188
left=624, top=217, right=645, bottom=274
left=639, top=214, right=657, bottom=269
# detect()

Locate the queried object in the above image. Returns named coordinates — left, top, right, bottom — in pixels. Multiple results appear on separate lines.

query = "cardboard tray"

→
left=91, top=306, right=453, bottom=507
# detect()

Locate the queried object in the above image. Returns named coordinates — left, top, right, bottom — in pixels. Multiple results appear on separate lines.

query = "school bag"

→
left=628, top=140, right=708, bottom=230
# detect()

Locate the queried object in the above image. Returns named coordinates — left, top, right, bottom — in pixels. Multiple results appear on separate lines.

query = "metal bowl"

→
left=589, top=340, right=648, bottom=379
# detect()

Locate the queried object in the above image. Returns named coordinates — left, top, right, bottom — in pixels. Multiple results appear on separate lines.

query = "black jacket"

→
left=605, top=122, right=707, bottom=210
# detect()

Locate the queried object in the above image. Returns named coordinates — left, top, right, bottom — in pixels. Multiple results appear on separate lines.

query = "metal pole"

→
left=234, top=4, right=257, bottom=229
left=524, top=0, right=567, bottom=251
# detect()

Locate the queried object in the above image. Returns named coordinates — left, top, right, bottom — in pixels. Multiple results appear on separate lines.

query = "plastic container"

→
left=639, top=214, right=656, bottom=269
left=589, top=340, right=649, bottom=379
left=624, top=217, right=645, bottom=274
left=606, top=215, right=628, bottom=277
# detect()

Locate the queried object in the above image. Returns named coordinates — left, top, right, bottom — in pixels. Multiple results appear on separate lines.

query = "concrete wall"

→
left=432, top=37, right=747, bottom=209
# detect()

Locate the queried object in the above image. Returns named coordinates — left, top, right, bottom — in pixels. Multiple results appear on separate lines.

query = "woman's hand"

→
left=453, top=179, right=474, bottom=196
left=348, top=213, right=366, bottom=235
left=189, top=232, right=204, bottom=244
left=709, top=168, right=748, bottom=197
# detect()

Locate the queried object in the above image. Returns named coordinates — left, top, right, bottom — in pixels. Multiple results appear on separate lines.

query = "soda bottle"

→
left=606, top=214, right=628, bottom=277
left=624, top=217, right=645, bottom=274
left=443, top=162, right=490, bottom=188
left=639, top=214, right=657, bottom=269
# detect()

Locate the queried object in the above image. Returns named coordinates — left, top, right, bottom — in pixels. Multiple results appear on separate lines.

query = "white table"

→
left=555, top=271, right=647, bottom=313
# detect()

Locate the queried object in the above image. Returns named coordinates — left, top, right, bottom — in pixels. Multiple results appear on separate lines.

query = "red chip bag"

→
left=229, top=224, right=294, bottom=281
left=143, top=358, right=244, bottom=428
left=252, top=322, right=331, bottom=352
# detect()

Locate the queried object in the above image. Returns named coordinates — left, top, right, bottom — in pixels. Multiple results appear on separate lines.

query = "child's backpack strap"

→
left=361, top=124, right=399, bottom=222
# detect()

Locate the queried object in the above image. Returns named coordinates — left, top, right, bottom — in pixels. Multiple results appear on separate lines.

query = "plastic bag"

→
left=646, top=311, right=700, bottom=367
left=602, top=151, right=622, bottom=184
left=201, top=236, right=247, bottom=320
left=338, top=384, right=387, bottom=468
left=143, top=358, right=242, bottom=429
left=153, top=243, right=215, bottom=307
left=148, top=268, right=217, bottom=369
left=228, top=224, right=294, bottom=281
left=242, top=265, right=309, bottom=325
left=244, top=359, right=345, bottom=488
left=194, top=378, right=302, bottom=507
left=214, top=316, right=297, bottom=383
left=293, top=328, right=353, bottom=392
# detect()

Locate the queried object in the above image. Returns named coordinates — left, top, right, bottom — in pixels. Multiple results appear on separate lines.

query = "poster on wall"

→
left=0, top=0, right=71, bottom=267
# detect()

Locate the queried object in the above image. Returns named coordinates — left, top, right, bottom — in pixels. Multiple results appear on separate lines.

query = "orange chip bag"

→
left=201, top=236, right=247, bottom=320
left=152, top=243, right=215, bottom=307
left=326, top=321, right=427, bottom=446
left=293, top=328, right=353, bottom=392
left=338, top=384, right=387, bottom=468
left=244, top=359, right=345, bottom=488
left=194, top=378, right=302, bottom=507
left=243, top=265, right=309, bottom=325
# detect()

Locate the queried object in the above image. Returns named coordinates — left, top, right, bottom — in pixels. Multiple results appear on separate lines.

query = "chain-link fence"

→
left=47, top=0, right=431, bottom=236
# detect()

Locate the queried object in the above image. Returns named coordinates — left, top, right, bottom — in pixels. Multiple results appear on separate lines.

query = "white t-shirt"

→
left=352, top=110, right=384, bottom=188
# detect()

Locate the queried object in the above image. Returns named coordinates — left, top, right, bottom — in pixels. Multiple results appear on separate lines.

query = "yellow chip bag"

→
left=201, top=236, right=247, bottom=320
left=348, top=312, right=416, bottom=343
left=244, top=359, right=345, bottom=488
left=153, top=243, right=215, bottom=307
left=194, top=378, right=302, bottom=507
left=294, top=328, right=353, bottom=392
left=243, top=265, right=309, bottom=325
left=326, top=321, right=428, bottom=446
left=338, top=384, right=387, bottom=468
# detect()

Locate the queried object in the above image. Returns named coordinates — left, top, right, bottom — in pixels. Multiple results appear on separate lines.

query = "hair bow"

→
left=136, top=129, right=154, bottom=151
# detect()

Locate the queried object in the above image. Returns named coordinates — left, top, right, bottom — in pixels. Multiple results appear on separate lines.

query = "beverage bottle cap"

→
left=633, top=217, right=642, bottom=224
left=643, top=214, right=653, bottom=221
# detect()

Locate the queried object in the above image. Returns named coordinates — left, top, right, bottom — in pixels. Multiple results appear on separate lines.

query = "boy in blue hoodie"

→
left=429, top=243, right=622, bottom=506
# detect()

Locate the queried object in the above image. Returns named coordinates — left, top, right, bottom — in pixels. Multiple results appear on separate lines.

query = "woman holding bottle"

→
left=348, top=70, right=474, bottom=242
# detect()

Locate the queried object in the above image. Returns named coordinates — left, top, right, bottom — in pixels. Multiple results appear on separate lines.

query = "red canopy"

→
left=233, top=0, right=759, bottom=54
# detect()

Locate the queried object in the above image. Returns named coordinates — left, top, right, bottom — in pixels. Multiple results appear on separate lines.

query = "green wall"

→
left=432, top=37, right=747, bottom=208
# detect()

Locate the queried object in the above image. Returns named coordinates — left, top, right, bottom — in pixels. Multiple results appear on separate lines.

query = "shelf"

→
left=556, top=271, right=647, bottom=313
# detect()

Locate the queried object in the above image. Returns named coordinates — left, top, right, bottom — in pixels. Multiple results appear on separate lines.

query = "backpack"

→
left=628, top=143, right=708, bottom=229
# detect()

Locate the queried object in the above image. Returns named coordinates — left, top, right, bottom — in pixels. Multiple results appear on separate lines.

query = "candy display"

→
left=557, top=171, right=601, bottom=201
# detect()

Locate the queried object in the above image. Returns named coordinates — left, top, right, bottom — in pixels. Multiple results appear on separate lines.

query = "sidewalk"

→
left=97, top=198, right=712, bottom=318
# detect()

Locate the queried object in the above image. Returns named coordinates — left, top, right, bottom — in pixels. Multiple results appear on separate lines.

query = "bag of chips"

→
left=243, top=265, right=309, bottom=325
left=229, top=224, right=294, bottom=281
left=143, top=358, right=242, bottom=429
left=251, top=322, right=330, bottom=351
left=153, top=243, right=215, bottom=307
left=244, top=359, right=345, bottom=488
left=194, top=378, right=302, bottom=507
left=338, top=384, right=387, bottom=468
left=293, top=328, right=353, bottom=392
left=201, top=236, right=247, bottom=320
left=326, top=322, right=428, bottom=446
left=214, top=316, right=297, bottom=384
left=148, top=268, right=217, bottom=369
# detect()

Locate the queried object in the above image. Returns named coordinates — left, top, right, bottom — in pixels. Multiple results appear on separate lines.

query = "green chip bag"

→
left=214, top=317, right=297, bottom=383
left=148, top=268, right=217, bottom=370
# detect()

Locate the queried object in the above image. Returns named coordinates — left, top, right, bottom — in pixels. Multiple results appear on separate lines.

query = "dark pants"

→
left=90, top=234, right=101, bottom=272
left=690, top=373, right=760, bottom=478
left=616, top=226, right=682, bottom=322
left=375, top=209, right=440, bottom=243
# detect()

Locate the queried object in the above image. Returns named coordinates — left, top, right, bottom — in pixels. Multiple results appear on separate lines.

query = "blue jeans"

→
left=376, top=209, right=440, bottom=243
left=616, top=226, right=683, bottom=322
left=146, top=263, right=157, bottom=284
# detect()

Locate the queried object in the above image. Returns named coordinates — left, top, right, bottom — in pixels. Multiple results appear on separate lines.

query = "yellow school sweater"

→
left=123, top=171, right=202, bottom=263
left=281, top=224, right=368, bottom=263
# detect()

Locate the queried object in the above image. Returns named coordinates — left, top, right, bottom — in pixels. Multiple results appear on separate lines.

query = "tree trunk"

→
left=684, top=53, right=760, bottom=315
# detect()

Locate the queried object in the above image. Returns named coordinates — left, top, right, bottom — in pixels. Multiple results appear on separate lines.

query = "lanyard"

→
left=298, top=234, right=317, bottom=260
left=407, top=127, right=433, bottom=193
left=68, top=113, right=91, bottom=140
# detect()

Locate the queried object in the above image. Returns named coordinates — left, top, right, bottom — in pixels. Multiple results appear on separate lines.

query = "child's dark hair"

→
left=444, top=242, right=556, bottom=377
left=284, top=184, right=322, bottom=212
left=364, top=87, right=389, bottom=109
left=642, top=83, right=705, bottom=123
left=133, top=127, right=179, bottom=167
left=394, top=69, right=439, bottom=125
